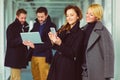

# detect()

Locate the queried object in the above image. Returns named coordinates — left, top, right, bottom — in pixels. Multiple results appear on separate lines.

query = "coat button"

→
left=74, top=57, right=76, bottom=61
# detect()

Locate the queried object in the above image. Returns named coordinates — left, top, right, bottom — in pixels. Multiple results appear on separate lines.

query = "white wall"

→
left=4, top=0, right=14, bottom=79
left=113, top=0, right=120, bottom=80
left=0, top=0, right=5, bottom=80
left=103, top=0, right=112, bottom=33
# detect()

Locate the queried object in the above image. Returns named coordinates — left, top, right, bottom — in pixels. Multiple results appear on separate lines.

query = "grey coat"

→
left=82, top=21, right=114, bottom=80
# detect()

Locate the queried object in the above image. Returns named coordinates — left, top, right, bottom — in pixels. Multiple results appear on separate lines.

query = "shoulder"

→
left=33, top=22, right=39, bottom=28
left=34, top=21, right=39, bottom=26
left=95, top=22, right=112, bottom=39
left=7, top=21, right=16, bottom=30
left=73, top=29, right=84, bottom=44
left=101, top=26, right=112, bottom=38
left=77, top=28, right=84, bottom=34
left=73, top=28, right=84, bottom=39
left=6, top=22, right=18, bottom=34
left=95, top=21, right=110, bottom=34
left=78, top=28, right=84, bottom=37
left=49, top=22, right=56, bottom=28
left=81, top=24, right=88, bottom=30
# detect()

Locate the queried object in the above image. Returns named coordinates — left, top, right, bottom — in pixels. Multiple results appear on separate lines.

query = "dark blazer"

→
left=5, top=19, right=29, bottom=68
left=82, top=21, right=114, bottom=80
left=47, top=22, right=84, bottom=80
left=28, top=15, right=56, bottom=64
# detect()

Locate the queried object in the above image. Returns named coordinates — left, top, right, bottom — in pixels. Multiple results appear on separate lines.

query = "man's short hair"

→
left=16, top=8, right=27, bottom=16
left=36, top=7, right=48, bottom=15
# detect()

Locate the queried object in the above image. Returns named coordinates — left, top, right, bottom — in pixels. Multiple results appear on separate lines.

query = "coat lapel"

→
left=87, top=31, right=99, bottom=50
left=86, top=21, right=103, bottom=51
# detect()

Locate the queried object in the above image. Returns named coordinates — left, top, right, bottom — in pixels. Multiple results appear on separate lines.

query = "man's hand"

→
left=23, top=40, right=35, bottom=48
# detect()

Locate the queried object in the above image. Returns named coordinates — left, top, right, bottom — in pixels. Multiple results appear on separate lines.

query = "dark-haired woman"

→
left=47, top=5, right=84, bottom=80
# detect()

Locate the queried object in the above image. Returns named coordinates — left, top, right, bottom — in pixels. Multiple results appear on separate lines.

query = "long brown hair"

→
left=58, top=5, right=82, bottom=34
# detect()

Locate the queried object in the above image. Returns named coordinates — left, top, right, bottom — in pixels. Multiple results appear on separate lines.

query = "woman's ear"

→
left=95, top=17, right=99, bottom=21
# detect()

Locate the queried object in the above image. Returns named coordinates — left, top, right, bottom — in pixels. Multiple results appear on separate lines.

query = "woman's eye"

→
left=90, top=14, right=93, bottom=16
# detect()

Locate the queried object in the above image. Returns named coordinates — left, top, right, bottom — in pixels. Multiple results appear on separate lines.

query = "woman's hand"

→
left=48, top=32, right=57, bottom=43
left=55, top=36, right=62, bottom=46
left=48, top=32, right=62, bottom=46
left=23, top=40, right=35, bottom=48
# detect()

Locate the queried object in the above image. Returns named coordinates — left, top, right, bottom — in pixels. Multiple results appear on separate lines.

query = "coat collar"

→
left=93, top=21, right=103, bottom=31
left=14, top=19, right=29, bottom=32
left=66, top=21, right=80, bottom=34
left=35, top=15, right=52, bottom=24
left=82, top=21, right=103, bottom=30
left=86, top=21, right=103, bottom=51
left=15, top=18, right=28, bottom=26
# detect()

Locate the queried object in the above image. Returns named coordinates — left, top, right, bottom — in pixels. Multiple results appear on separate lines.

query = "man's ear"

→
left=46, top=14, right=48, bottom=17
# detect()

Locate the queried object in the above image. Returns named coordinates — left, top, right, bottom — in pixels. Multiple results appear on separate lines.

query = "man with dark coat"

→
left=27, top=7, right=56, bottom=80
left=4, top=8, right=29, bottom=80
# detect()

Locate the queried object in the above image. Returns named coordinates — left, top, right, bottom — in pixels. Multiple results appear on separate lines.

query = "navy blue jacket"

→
left=28, top=16, right=56, bottom=64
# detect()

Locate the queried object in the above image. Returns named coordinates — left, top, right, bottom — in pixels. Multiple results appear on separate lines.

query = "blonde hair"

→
left=88, top=4, right=103, bottom=21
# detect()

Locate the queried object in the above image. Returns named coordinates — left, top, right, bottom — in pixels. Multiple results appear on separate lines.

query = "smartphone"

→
left=50, top=27, right=56, bottom=34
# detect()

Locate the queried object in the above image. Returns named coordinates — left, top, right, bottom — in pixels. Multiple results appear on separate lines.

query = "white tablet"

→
left=20, top=32, right=43, bottom=44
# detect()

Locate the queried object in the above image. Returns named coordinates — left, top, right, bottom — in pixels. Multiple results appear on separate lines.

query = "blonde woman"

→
left=82, top=4, right=114, bottom=80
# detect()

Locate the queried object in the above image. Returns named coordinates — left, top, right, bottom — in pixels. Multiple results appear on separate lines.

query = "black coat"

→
left=47, top=22, right=84, bottom=80
left=28, top=16, right=56, bottom=64
left=4, top=19, right=29, bottom=68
